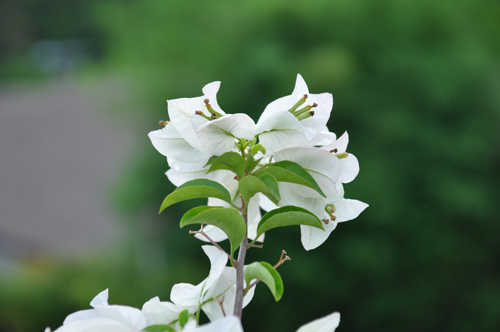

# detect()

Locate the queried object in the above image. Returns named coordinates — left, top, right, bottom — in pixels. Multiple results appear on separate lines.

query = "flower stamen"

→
left=204, top=99, right=224, bottom=119
left=195, top=110, right=212, bottom=121
left=287, top=94, right=308, bottom=113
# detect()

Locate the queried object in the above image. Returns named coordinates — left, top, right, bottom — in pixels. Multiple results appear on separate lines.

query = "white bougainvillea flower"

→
left=200, top=266, right=256, bottom=322
left=296, top=312, right=341, bottom=332
left=141, top=297, right=186, bottom=329
left=274, top=147, right=341, bottom=197
left=148, top=122, right=209, bottom=166
left=256, top=74, right=333, bottom=152
left=193, top=113, right=256, bottom=156
left=299, top=182, right=368, bottom=250
left=168, top=81, right=255, bottom=156
left=319, top=131, right=359, bottom=183
left=52, top=289, right=147, bottom=332
left=170, top=246, right=228, bottom=313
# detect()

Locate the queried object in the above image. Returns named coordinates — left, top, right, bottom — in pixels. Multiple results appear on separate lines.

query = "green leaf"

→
left=143, top=325, right=176, bottom=332
left=255, top=205, right=324, bottom=240
left=178, top=309, right=189, bottom=328
left=239, top=174, right=280, bottom=205
left=159, top=179, right=231, bottom=213
left=255, top=160, right=326, bottom=197
left=251, top=144, right=266, bottom=155
left=203, top=155, right=219, bottom=167
left=244, top=261, right=284, bottom=301
left=246, top=154, right=263, bottom=174
left=205, top=152, right=245, bottom=179
left=180, top=206, right=246, bottom=256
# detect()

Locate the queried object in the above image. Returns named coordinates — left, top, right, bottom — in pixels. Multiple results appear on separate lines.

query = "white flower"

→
left=256, top=74, right=333, bottom=153
left=319, top=131, right=359, bottom=183
left=296, top=312, right=340, bottom=332
left=168, top=81, right=255, bottom=157
left=170, top=245, right=255, bottom=321
left=148, top=122, right=209, bottom=166
left=260, top=146, right=367, bottom=250
left=52, top=289, right=147, bottom=332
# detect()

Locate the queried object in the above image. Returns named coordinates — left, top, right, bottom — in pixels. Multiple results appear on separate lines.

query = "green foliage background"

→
left=1, top=0, right=499, bottom=331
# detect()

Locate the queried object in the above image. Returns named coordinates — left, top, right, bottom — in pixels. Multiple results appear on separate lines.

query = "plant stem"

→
left=233, top=198, right=248, bottom=319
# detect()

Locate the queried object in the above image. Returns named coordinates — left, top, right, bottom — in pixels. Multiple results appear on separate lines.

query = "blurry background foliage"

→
left=1, top=0, right=500, bottom=331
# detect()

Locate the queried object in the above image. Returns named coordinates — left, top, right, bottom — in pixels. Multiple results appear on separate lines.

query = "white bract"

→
left=256, top=74, right=333, bottom=152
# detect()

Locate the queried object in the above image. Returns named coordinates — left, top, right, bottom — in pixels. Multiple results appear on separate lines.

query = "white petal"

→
left=256, top=112, right=311, bottom=153
left=335, top=199, right=368, bottom=223
left=90, top=289, right=109, bottom=308
left=278, top=183, right=326, bottom=217
left=201, top=267, right=256, bottom=322
left=64, top=305, right=146, bottom=330
left=165, top=161, right=229, bottom=187
left=55, top=318, right=137, bottom=332
left=259, top=193, right=279, bottom=212
left=148, top=124, right=208, bottom=163
left=339, top=153, right=359, bottom=183
left=171, top=246, right=228, bottom=308
left=142, top=299, right=181, bottom=326
left=247, top=195, right=264, bottom=242
left=274, top=147, right=341, bottom=197
left=195, top=114, right=255, bottom=156
left=194, top=224, right=228, bottom=243
left=296, top=312, right=340, bottom=332
left=300, top=221, right=337, bottom=251
left=257, top=74, right=309, bottom=126
left=168, top=96, right=208, bottom=152
left=321, top=131, right=349, bottom=153
left=202, top=81, right=225, bottom=116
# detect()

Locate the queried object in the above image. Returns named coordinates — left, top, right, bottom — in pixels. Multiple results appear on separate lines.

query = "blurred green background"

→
left=1, top=0, right=499, bottom=331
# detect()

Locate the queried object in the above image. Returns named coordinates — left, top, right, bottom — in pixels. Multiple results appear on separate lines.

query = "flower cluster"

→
left=149, top=74, right=367, bottom=250
left=47, top=74, right=365, bottom=332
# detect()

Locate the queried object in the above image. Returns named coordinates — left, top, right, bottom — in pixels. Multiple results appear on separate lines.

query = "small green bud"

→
left=335, top=152, right=348, bottom=159
left=325, top=204, right=336, bottom=215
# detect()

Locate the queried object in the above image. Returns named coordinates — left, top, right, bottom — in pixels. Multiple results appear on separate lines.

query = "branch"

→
left=189, top=225, right=234, bottom=264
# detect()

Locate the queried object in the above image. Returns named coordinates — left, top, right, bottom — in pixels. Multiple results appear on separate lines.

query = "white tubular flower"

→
left=52, top=289, right=147, bottom=332
left=256, top=74, right=333, bottom=152
left=170, top=246, right=228, bottom=313
left=296, top=312, right=341, bottom=332
left=168, top=81, right=255, bottom=157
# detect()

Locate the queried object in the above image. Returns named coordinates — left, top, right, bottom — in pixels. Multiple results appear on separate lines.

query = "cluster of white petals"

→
left=149, top=74, right=368, bottom=250
left=46, top=246, right=340, bottom=332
